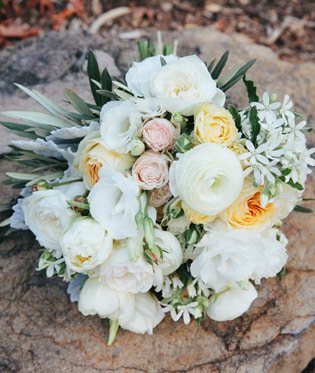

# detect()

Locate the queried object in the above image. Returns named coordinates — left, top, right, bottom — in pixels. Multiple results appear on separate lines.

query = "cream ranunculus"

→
left=194, top=103, right=237, bottom=146
left=182, top=202, right=217, bottom=225
left=88, top=167, right=140, bottom=240
left=60, top=217, right=113, bottom=273
left=78, top=277, right=135, bottom=325
left=22, top=189, right=76, bottom=257
left=100, top=100, right=143, bottom=154
left=190, top=227, right=264, bottom=292
left=207, top=282, right=258, bottom=321
left=119, top=292, right=165, bottom=335
left=92, top=243, right=154, bottom=294
left=126, top=55, right=225, bottom=115
left=153, top=228, right=183, bottom=275
left=74, top=131, right=134, bottom=189
left=132, top=151, right=169, bottom=190
left=169, top=143, right=244, bottom=216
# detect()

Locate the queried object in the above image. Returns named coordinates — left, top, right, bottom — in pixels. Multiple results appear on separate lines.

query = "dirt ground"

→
left=0, top=0, right=314, bottom=62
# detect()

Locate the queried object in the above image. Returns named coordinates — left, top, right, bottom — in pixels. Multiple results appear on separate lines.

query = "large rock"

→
left=0, top=28, right=314, bottom=372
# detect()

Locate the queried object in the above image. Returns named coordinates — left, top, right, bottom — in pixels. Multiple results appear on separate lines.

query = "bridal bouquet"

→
left=1, top=37, right=313, bottom=344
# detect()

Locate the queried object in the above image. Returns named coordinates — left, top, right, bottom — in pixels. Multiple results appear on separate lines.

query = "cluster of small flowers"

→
left=240, top=92, right=314, bottom=203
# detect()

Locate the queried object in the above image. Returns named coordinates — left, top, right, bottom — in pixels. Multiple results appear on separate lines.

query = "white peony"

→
left=170, top=143, right=244, bottom=216
left=88, top=167, right=140, bottom=240
left=207, top=283, right=258, bottom=321
left=100, top=100, right=142, bottom=154
left=251, top=228, right=288, bottom=284
left=92, top=243, right=154, bottom=294
left=126, top=55, right=177, bottom=97
left=190, top=227, right=264, bottom=292
left=22, top=189, right=76, bottom=256
left=126, top=55, right=225, bottom=115
left=153, top=228, right=183, bottom=275
left=60, top=217, right=113, bottom=273
left=119, top=292, right=165, bottom=335
left=78, top=277, right=135, bottom=325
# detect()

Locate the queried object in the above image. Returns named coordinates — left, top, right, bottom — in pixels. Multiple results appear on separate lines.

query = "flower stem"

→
left=107, top=319, right=119, bottom=346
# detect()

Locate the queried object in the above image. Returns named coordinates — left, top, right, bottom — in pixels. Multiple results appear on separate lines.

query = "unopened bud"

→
left=131, top=140, right=145, bottom=156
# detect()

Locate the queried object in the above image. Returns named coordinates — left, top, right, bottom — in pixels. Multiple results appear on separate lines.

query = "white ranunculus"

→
left=191, top=228, right=264, bottom=292
left=92, top=243, right=154, bottom=294
left=126, top=55, right=177, bottom=97
left=60, top=217, right=113, bottom=273
left=251, top=228, right=288, bottom=284
left=153, top=228, right=183, bottom=275
left=126, top=55, right=225, bottom=115
left=170, top=143, right=244, bottom=216
left=207, top=283, right=258, bottom=321
left=22, top=189, right=76, bottom=256
left=78, top=277, right=135, bottom=325
left=100, top=100, right=142, bottom=154
left=88, top=167, right=139, bottom=240
left=119, top=292, right=165, bottom=335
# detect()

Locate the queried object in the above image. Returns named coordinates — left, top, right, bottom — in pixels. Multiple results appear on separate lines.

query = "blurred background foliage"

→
left=0, top=0, right=314, bottom=62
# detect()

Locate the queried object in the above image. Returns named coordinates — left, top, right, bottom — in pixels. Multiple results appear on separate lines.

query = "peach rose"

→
left=149, top=184, right=172, bottom=207
left=142, top=118, right=176, bottom=152
left=132, top=151, right=169, bottom=190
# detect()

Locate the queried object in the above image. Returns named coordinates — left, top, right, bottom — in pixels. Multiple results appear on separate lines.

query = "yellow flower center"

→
left=76, top=255, right=92, bottom=264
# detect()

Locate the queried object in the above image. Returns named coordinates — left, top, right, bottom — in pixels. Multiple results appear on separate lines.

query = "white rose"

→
left=60, top=217, right=113, bottom=273
left=191, top=228, right=264, bottom=292
left=78, top=277, right=135, bottom=325
left=100, top=100, right=142, bottom=154
left=126, top=55, right=177, bottom=97
left=207, top=283, right=258, bottom=321
left=169, top=143, right=244, bottom=216
left=119, top=292, right=165, bottom=335
left=88, top=167, right=139, bottom=240
left=126, top=55, right=225, bottom=115
left=153, top=229, right=183, bottom=275
left=54, top=180, right=86, bottom=199
left=73, top=131, right=134, bottom=189
left=92, top=243, right=154, bottom=294
left=22, top=189, right=76, bottom=256
left=251, top=228, right=288, bottom=284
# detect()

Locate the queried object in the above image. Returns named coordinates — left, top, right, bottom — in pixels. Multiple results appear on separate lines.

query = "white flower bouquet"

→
left=1, top=36, right=313, bottom=344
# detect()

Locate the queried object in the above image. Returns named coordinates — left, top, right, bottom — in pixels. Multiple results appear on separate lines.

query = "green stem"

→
left=107, top=320, right=119, bottom=346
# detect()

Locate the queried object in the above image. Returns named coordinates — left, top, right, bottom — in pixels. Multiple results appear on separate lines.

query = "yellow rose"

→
left=74, top=131, right=134, bottom=189
left=220, top=179, right=276, bottom=231
left=194, top=103, right=237, bottom=146
left=182, top=202, right=216, bottom=225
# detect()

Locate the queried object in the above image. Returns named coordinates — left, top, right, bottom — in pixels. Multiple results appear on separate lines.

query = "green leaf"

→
left=2, top=111, right=72, bottom=129
left=286, top=178, right=304, bottom=191
left=211, top=51, right=229, bottom=79
left=281, top=168, right=291, bottom=176
left=96, top=90, right=119, bottom=101
left=249, top=106, right=260, bottom=145
left=294, top=205, right=313, bottom=213
left=228, top=105, right=242, bottom=132
left=243, top=75, right=259, bottom=103
left=160, top=56, right=167, bottom=66
left=87, top=50, right=102, bottom=106
left=64, top=89, right=94, bottom=118
left=6, top=172, right=38, bottom=181
left=219, top=59, right=256, bottom=92
left=207, top=58, right=216, bottom=74
left=163, top=43, right=173, bottom=56
left=100, top=68, right=113, bottom=105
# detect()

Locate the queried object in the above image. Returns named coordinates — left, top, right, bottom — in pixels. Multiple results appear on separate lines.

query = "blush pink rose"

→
left=149, top=184, right=172, bottom=208
left=132, top=151, right=169, bottom=190
left=142, top=118, right=176, bottom=152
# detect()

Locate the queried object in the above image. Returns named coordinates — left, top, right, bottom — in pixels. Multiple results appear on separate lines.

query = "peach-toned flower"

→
left=132, top=151, right=169, bottom=190
left=149, top=184, right=172, bottom=207
left=142, top=118, right=176, bottom=152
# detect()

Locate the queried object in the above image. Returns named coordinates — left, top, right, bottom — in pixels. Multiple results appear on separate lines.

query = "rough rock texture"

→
left=0, top=28, right=314, bottom=372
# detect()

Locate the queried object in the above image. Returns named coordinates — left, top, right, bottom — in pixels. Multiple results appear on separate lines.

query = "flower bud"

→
left=131, top=140, right=145, bottom=156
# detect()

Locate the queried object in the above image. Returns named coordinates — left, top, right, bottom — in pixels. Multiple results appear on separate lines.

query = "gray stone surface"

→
left=0, top=28, right=314, bottom=372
